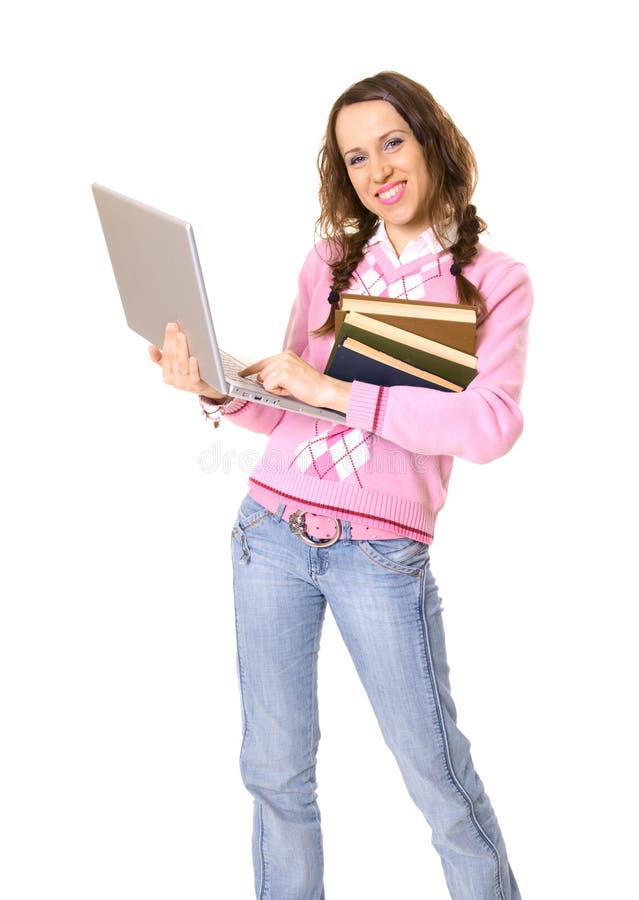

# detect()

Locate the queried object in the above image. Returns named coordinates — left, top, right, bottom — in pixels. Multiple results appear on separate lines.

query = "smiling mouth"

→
left=376, top=181, right=406, bottom=203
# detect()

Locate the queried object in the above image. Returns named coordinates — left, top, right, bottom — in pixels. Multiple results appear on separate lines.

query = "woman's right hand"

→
left=148, top=322, right=230, bottom=401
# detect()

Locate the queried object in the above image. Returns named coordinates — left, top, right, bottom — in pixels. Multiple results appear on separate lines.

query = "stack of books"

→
left=324, top=292, right=478, bottom=393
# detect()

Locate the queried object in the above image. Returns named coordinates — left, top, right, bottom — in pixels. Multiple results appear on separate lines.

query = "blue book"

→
left=325, top=338, right=461, bottom=392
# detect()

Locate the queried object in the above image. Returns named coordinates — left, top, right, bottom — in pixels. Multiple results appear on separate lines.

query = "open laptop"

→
left=91, top=184, right=346, bottom=424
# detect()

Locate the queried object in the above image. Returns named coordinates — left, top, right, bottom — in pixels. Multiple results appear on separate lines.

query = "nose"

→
left=370, top=153, right=392, bottom=184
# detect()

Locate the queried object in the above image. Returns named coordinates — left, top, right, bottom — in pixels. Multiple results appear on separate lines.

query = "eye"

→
left=347, top=154, right=367, bottom=167
left=384, top=137, right=404, bottom=151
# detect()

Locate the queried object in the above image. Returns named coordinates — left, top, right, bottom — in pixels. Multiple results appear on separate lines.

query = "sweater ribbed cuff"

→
left=346, top=381, right=388, bottom=433
left=198, top=394, right=248, bottom=418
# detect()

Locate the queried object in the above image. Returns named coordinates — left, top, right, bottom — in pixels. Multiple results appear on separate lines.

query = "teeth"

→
left=378, top=182, right=404, bottom=200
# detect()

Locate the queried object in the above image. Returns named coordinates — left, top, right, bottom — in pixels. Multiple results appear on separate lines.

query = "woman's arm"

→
left=344, top=262, right=533, bottom=463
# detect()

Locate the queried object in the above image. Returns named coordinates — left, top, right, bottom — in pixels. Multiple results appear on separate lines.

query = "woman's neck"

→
left=383, top=220, right=432, bottom=258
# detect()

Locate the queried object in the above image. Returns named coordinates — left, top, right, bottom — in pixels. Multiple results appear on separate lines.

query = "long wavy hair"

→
left=313, top=71, right=487, bottom=336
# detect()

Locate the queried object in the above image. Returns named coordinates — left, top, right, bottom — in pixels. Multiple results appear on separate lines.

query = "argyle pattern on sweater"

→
left=291, top=241, right=439, bottom=487
left=293, top=423, right=374, bottom=488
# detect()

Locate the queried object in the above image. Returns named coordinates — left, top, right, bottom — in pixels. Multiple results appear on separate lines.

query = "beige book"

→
left=340, top=293, right=476, bottom=321
left=344, top=311, right=477, bottom=369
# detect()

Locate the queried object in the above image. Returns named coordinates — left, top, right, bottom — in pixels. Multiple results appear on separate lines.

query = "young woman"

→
left=150, top=71, right=531, bottom=900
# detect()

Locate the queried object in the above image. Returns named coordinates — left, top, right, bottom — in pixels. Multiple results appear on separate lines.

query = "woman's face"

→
left=335, top=99, right=432, bottom=254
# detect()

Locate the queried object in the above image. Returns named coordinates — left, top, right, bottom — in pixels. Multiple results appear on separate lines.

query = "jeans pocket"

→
left=233, top=494, right=271, bottom=532
left=231, top=495, right=272, bottom=565
left=356, top=537, right=429, bottom=576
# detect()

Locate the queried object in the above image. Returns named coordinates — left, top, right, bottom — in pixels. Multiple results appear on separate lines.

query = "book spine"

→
left=340, top=323, right=475, bottom=388
left=338, top=308, right=475, bottom=354
left=325, top=344, right=455, bottom=392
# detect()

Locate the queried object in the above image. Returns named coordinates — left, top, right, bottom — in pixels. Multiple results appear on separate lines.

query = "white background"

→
left=1, top=1, right=637, bottom=898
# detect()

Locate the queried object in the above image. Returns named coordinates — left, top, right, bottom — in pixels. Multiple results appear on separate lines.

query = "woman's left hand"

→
left=239, top=350, right=351, bottom=413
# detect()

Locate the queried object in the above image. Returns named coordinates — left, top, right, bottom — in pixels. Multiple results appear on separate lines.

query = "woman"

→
left=150, top=71, right=531, bottom=900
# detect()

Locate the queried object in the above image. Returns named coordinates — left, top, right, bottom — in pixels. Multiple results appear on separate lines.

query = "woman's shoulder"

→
left=469, top=241, right=529, bottom=281
left=300, top=238, right=341, bottom=269
left=296, top=239, right=339, bottom=288
left=467, top=242, right=533, bottom=319
left=468, top=242, right=531, bottom=293
left=293, top=240, right=337, bottom=305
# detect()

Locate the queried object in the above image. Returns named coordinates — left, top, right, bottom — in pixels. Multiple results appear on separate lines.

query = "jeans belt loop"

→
left=289, top=510, right=342, bottom=547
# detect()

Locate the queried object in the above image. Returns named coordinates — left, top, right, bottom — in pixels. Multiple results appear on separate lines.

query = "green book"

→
left=327, top=319, right=477, bottom=389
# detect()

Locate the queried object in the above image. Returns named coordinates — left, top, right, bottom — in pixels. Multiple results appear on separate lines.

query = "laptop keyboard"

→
left=220, top=349, right=263, bottom=388
left=220, top=349, right=346, bottom=420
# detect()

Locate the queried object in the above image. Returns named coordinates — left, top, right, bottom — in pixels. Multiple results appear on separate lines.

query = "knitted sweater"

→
left=204, top=230, right=533, bottom=543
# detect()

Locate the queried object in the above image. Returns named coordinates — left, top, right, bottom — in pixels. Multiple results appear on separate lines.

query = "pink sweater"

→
left=205, top=235, right=533, bottom=543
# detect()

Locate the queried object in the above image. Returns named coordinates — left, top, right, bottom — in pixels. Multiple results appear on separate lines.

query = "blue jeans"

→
left=231, top=494, right=522, bottom=900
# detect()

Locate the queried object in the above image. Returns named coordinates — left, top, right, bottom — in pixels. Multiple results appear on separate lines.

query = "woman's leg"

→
left=319, top=536, right=522, bottom=900
left=230, top=496, right=327, bottom=900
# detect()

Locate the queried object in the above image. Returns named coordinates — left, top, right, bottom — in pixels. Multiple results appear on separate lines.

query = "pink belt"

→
left=281, top=503, right=401, bottom=544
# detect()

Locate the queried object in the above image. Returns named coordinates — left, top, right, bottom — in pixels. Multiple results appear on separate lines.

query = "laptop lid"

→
left=92, top=184, right=346, bottom=423
left=92, top=183, right=230, bottom=391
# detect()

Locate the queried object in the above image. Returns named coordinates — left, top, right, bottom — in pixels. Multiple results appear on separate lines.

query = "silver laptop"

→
left=92, top=184, right=346, bottom=424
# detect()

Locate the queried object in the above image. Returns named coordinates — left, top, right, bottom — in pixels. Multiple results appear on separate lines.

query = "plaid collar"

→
left=367, top=220, right=457, bottom=266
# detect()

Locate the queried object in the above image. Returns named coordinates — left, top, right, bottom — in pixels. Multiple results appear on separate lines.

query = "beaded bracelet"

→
left=199, top=394, right=232, bottom=428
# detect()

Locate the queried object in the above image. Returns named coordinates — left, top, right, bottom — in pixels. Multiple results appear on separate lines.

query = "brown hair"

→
left=313, top=71, right=487, bottom=336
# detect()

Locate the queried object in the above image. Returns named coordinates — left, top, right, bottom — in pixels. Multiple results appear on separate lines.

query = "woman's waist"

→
left=247, top=473, right=438, bottom=544
left=279, top=503, right=401, bottom=541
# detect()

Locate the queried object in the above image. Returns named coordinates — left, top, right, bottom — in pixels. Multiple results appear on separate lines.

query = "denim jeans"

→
left=230, top=494, right=522, bottom=900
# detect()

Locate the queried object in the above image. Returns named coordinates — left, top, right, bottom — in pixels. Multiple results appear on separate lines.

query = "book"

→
left=325, top=337, right=463, bottom=392
left=341, top=310, right=477, bottom=368
left=340, top=292, right=476, bottom=322
left=336, top=293, right=477, bottom=354
left=330, top=312, right=477, bottom=388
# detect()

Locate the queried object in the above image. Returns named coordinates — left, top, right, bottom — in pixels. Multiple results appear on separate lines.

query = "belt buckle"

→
left=289, top=510, right=342, bottom=547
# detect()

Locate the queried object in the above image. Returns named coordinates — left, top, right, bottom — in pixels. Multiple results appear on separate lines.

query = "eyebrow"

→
left=342, top=128, right=411, bottom=159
